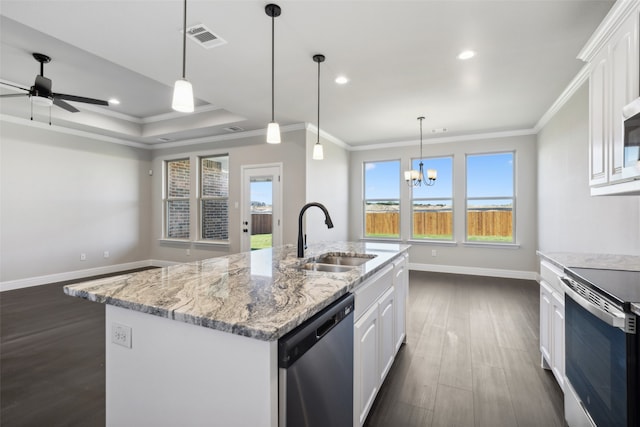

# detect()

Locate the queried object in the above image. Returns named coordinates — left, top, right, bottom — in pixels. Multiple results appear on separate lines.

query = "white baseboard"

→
left=0, top=260, right=176, bottom=292
left=409, top=262, right=537, bottom=281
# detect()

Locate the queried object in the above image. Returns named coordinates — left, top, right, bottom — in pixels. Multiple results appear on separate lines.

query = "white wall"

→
left=349, top=133, right=539, bottom=277
left=305, top=128, right=350, bottom=244
left=0, top=120, right=152, bottom=283
left=538, top=83, right=640, bottom=255
left=149, top=129, right=307, bottom=262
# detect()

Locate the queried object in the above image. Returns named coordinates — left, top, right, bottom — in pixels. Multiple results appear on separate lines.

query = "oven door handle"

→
left=560, top=277, right=627, bottom=329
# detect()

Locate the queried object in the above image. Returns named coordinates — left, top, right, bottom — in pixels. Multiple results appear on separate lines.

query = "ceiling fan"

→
left=0, top=52, right=109, bottom=117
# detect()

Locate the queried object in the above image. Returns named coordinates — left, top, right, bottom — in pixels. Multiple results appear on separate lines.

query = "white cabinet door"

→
left=354, top=303, right=378, bottom=427
left=609, top=14, right=639, bottom=183
left=551, top=291, right=565, bottom=392
left=393, top=256, right=407, bottom=352
left=539, top=280, right=553, bottom=366
left=589, top=47, right=609, bottom=187
left=378, top=286, right=395, bottom=383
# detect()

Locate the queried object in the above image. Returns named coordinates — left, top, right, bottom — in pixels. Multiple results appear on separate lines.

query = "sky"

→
left=251, top=180, right=273, bottom=204
left=365, top=152, right=514, bottom=200
left=252, top=152, right=514, bottom=204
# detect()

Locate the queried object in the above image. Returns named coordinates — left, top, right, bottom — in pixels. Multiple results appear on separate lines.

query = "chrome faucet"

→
left=298, top=202, right=334, bottom=258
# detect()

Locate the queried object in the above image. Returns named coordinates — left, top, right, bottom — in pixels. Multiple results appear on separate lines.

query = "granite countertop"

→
left=64, top=241, right=409, bottom=342
left=537, top=251, right=640, bottom=316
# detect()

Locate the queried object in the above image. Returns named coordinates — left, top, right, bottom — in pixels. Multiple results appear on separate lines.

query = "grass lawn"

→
left=251, top=234, right=272, bottom=250
left=365, top=233, right=400, bottom=238
left=413, top=234, right=453, bottom=240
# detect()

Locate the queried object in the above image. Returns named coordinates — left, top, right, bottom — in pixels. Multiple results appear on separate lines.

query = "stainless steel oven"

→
left=561, top=268, right=640, bottom=427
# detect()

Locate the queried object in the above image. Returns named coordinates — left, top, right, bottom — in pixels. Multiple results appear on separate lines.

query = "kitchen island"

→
left=64, top=241, right=409, bottom=427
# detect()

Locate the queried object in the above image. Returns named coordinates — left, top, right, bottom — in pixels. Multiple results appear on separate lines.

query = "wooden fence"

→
left=366, top=210, right=512, bottom=237
left=251, top=213, right=272, bottom=235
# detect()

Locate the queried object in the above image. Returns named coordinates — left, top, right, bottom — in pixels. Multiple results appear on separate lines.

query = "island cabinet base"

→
left=105, top=305, right=278, bottom=427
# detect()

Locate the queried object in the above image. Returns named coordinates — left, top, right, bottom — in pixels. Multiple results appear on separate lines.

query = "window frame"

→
left=362, top=159, right=401, bottom=241
left=163, top=158, right=191, bottom=241
left=464, top=151, right=516, bottom=245
left=197, top=154, right=230, bottom=243
left=410, top=155, right=454, bottom=242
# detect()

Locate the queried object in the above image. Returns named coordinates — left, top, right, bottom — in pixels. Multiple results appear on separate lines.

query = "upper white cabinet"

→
left=580, top=1, right=640, bottom=195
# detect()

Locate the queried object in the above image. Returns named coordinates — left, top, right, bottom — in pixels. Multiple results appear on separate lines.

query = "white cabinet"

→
left=539, top=280, right=553, bottom=364
left=393, top=254, right=408, bottom=352
left=354, top=303, right=379, bottom=426
left=378, top=286, right=395, bottom=383
left=582, top=4, right=640, bottom=195
left=353, top=257, right=408, bottom=427
left=551, top=291, right=565, bottom=391
left=538, top=260, right=565, bottom=392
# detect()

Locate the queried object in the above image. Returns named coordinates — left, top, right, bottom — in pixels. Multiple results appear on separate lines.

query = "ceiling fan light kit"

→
left=172, top=0, right=195, bottom=113
left=0, top=52, right=109, bottom=123
left=265, top=3, right=282, bottom=144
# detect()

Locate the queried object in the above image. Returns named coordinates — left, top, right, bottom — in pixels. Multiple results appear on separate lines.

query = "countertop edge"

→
left=64, top=243, right=410, bottom=342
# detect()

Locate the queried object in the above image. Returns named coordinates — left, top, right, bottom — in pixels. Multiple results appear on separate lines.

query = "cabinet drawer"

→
left=540, top=260, right=564, bottom=294
left=354, top=265, right=393, bottom=321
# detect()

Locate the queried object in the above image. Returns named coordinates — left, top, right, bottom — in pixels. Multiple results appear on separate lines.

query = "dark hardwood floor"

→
left=364, top=271, right=565, bottom=427
left=1, top=269, right=563, bottom=426
left=0, top=268, right=154, bottom=427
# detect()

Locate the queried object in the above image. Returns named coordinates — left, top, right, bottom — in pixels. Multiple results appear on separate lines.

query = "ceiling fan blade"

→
left=0, top=81, right=30, bottom=92
left=0, top=93, right=29, bottom=98
left=34, top=75, right=52, bottom=94
left=53, top=98, right=79, bottom=113
left=54, top=93, right=108, bottom=106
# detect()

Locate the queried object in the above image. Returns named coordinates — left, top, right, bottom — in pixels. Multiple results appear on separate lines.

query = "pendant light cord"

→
left=317, top=59, right=320, bottom=143
left=271, top=13, right=275, bottom=122
left=419, top=116, right=424, bottom=159
left=181, top=0, right=187, bottom=79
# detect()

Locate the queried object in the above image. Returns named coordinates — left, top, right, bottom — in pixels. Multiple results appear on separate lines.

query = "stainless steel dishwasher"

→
left=278, top=293, right=354, bottom=427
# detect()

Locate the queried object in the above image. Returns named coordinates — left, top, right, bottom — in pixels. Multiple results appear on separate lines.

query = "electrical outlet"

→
left=111, top=323, right=132, bottom=348
left=186, top=249, right=191, bottom=256
left=80, top=253, right=87, bottom=261
left=431, top=249, right=437, bottom=257
left=103, top=251, right=110, bottom=258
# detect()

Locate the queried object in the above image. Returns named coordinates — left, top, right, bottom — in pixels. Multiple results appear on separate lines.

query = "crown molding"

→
left=534, top=63, right=590, bottom=132
left=0, top=114, right=151, bottom=149
left=305, top=123, right=350, bottom=150
left=349, top=128, right=537, bottom=151
left=151, top=122, right=307, bottom=150
left=577, top=0, right=640, bottom=62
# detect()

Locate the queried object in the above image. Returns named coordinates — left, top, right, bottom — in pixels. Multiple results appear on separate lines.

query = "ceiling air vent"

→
left=185, top=24, right=227, bottom=49
left=224, top=126, right=244, bottom=133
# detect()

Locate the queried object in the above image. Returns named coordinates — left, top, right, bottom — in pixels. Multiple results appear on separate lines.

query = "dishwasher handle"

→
left=316, top=315, right=338, bottom=339
left=278, top=293, right=354, bottom=369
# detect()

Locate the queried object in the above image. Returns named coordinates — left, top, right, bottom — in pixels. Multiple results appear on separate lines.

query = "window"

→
left=466, top=152, right=515, bottom=243
left=199, top=155, right=229, bottom=241
left=411, top=156, right=453, bottom=240
left=165, top=158, right=190, bottom=239
left=364, top=160, right=400, bottom=239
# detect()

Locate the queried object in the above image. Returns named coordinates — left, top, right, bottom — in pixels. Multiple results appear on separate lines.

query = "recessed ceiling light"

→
left=108, top=98, right=120, bottom=105
left=457, top=50, right=476, bottom=60
left=335, top=76, right=349, bottom=85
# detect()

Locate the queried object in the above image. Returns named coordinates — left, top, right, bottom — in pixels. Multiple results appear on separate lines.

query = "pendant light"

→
left=172, top=0, right=194, bottom=113
left=404, top=117, right=437, bottom=187
left=312, top=54, right=325, bottom=160
left=265, top=4, right=282, bottom=144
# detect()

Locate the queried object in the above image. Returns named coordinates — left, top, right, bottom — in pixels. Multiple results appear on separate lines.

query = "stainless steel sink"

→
left=298, top=263, right=355, bottom=273
left=315, top=253, right=376, bottom=266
